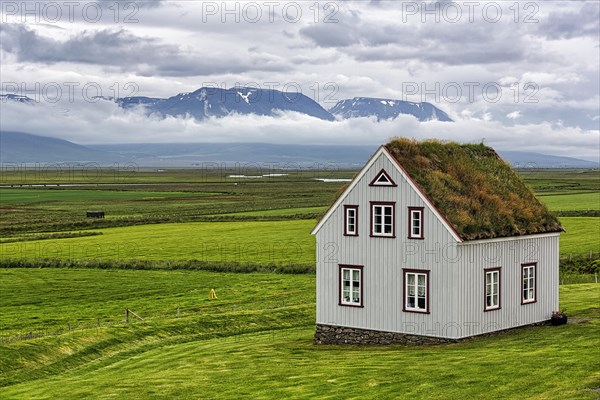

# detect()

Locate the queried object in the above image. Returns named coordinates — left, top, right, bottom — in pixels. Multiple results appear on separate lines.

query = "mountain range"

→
left=329, top=97, right=452, bottom=121
left=1, top=131, right=598, bottom=169
left=3, top=87, right=452, bottom=122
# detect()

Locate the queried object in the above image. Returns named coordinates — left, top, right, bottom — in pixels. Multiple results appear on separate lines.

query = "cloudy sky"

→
left=1, top=0, right=599, bottom=160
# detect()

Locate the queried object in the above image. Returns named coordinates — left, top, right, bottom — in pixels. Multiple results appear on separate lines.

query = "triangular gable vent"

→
left=369, top=168, right=397, bottom=187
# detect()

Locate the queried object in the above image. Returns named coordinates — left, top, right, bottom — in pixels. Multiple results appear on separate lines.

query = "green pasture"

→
left=0, top=216, right=596, bottom=262
left=0, top=167, right=598, bottom=399
left=520, top=169, right=599, bottom=193
left=0, top=268, right=598, bottom=399
left=0, top=268, right=315, bottom=338
left=221, top=206, right=329, bottom=217
left=539, top=192, right=600, bottom=211
left=0, top=188, right=218, bottom=205
left=0, top=179, right=341, bottom=236
left=559, top=217, right=600, bottom=256
left=0, top=220, right=317, bottom=264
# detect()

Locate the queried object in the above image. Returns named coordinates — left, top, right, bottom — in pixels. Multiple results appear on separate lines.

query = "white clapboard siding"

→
left=455, top=233, right=560, bottom=337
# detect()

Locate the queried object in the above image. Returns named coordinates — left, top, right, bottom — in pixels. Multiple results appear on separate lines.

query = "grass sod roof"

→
left=385, top=138, right=564, bottom=240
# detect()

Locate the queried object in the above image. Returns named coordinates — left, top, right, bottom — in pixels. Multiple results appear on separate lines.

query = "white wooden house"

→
left=312, top=139, right=564, bottom=344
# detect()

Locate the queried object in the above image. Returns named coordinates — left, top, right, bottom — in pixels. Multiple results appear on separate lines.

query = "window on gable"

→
left=408, top=207, right=424, bottom=239
left=522, top=263, right=537, bottom=304
left=370, top=202, right=395, bottom=237
left=484, top=268, right=501, bottom=311
left=344, top=205, right=358, bottom=236
left=403, top=269, right=429, bottom=313
left=339, top=265, right=363, bottom=307
left=369, top=168, right=397, bottom=187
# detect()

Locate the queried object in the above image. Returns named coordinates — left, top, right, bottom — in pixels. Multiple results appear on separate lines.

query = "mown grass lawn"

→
left=0, top=268, right=598, bottom=399
left=0, top=220, right=316, bottom=264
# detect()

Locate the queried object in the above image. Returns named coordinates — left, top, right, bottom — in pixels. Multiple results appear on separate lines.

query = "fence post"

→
left=595, top=272, right=598, bottom=284
left=125, top=308, right=129, bottom=324
left=177, top=306, right=180, bottom=318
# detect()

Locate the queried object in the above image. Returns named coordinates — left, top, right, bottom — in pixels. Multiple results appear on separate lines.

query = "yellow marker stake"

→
left=208, top=288, right=218, bottom=299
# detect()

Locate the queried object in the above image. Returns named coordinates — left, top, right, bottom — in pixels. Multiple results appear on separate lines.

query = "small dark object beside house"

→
left=86, top=211, right=105, bottom=218
left=551, top=312, right=568, bottom=326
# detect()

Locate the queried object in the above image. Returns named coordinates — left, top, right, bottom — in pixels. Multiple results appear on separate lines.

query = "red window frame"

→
left=521, top=262, right=537, bottom=305
left=338, top=264, right=364, bottom=308
left=369, top=201, right=396, bottom=238
left=408, top=206, right=424, bottom=239
left=343, top=205, right=359, bottom=236
left=484, top=267, right=502, bottom=312
left=402, top=268, right=431, bottom=314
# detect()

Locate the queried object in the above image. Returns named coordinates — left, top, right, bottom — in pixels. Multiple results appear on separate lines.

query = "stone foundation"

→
left=314, top=324, right=458, bottom=345
left=314, top=321, right=552, bottom=345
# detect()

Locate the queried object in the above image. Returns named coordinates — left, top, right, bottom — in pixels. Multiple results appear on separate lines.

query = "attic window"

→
left=369, top=169, right=397, bottom=187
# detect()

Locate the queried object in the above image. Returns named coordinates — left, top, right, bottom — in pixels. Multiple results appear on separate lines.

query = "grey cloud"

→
left=299, top=6, right=363, bottom=47
left=300, top=23, right=360, bottom=47
left=297, top=0, right=539, bottom=67
left=0, top=24, right=290, bottom=76
left=539, top=3, right=600, bottom=39
left=302, top=17, right=527, bottom=66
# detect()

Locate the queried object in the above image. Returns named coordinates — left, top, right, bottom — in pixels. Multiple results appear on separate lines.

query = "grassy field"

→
left=0, top=220, right=316, bottom=264
left=559, top=217, right=600, bottom=256
left=0, top=168, right=598, bottom=261
left=520, top=169, right=599, bottom=193
left=0, top=216, right=596, bottom=262
left=538, top=192, right=600, bottom=211
left=0, top=168, right=598, bottom=399
left=0, top=188, right=217, bottom=205
left=0, top=175, right=343, bottom=236
left=0, top=268, right=315, bottom=339
left=0, top=268, right=598, bottom=399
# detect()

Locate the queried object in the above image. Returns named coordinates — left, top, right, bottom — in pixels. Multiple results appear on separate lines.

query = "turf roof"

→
left=385, top=138, right=564, bottom=240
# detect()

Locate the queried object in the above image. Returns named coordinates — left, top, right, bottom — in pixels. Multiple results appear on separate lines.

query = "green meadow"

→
left=0, top=168, right=598, bottom=399
left=0, top=217, right=597, bottom=263
left=559, top=217, right=600, bottom=256
left=0, top=268, right=598, bottom=399
left=539, top=192, right=600, bottom=212
left=0, top=220, right=316, bottom=264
